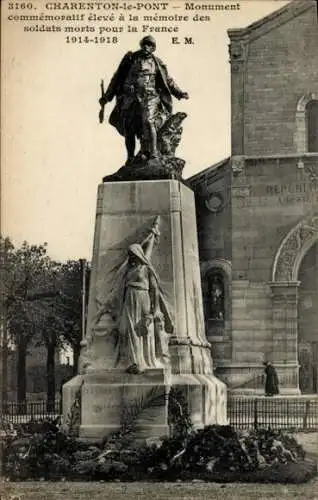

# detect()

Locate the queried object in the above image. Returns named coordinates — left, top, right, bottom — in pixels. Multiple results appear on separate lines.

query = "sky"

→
left=1, top=0, right=289, bottom=261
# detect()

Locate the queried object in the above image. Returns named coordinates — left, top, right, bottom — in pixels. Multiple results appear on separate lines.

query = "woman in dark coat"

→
left=264, top=361, right=280, bottom=396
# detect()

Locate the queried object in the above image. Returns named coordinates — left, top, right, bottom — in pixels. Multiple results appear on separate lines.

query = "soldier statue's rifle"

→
left=99, top=79, right=105, bottom=124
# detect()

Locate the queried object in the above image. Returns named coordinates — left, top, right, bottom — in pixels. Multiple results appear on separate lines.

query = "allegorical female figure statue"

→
left=93, top=216, right=173, bottom=374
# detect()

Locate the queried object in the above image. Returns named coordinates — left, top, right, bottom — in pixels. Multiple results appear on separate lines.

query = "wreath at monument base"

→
left=2, top=417, right=317, bottom=483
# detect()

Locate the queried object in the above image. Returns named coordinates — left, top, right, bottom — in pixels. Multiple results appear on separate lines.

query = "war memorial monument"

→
left=63, top=35, right=227, bottom=441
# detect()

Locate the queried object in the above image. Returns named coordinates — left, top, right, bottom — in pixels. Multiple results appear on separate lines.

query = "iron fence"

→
left=1, top=397, right=318, bottom=431
left=228, top=396, right=318, bottom=431
left=0, top=400, right=61, bottom=424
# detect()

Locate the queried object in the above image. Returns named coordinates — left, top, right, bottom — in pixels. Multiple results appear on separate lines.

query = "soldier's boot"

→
left=125, top=134, right=136, bottom=165
left=148, top=123, right=159, bottom=159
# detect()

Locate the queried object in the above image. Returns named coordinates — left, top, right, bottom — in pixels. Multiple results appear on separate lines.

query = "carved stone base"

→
left=63, top=369, right=227, bottom=442
left=102, top=155, right=186, bottom=183
left=171, top=373, right=228, bottom=427
left=63, top=180, right=227, bottom=442
left=65, top=369, right=169, bottom=442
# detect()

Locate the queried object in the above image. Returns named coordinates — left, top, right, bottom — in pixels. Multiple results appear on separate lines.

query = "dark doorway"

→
left=298, top=242, right=318, bottom=393
left=307, top=100, right=318, bottom=152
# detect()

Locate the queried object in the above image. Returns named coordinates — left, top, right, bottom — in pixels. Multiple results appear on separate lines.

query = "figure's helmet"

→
left=140, top=36, right=156, bottom=49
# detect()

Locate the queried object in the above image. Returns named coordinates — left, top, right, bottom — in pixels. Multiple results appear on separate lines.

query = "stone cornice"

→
left=227, top=1, right=314, bottom=44
left=245, top=153, right=318, bottom=161
left=187, top=157, right=230, bottom=190
left=231, top=155, right=245, bottom=176
left=189, top=154, right=318, bottom=189
left=228, top=38, right=249, bottom=71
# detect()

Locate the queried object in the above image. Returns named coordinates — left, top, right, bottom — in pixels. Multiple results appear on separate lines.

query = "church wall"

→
left=191, top=156, right=318, bottom=385
left=231, top=157, right=318, bottom=283
left=298, top=242, right=318, bottom=343
left=192, top=1, right=318, bottom=392
left=231, top=281, right=272, bottom=360
left=226, top=277, right=299, bottom=392
left=242, top=5, right=318, bottom=156
left=190, top=165, right=233, bottom=368
left=226, top=155, right=318, bottom=385
left=192, top=166, right=232, bottom=263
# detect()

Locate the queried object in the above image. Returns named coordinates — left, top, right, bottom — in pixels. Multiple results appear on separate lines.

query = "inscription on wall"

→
left=235, top=181, right=318, bottom=207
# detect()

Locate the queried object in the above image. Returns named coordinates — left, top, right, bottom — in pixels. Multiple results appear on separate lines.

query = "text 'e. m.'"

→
left=172, top=36, right=194, bottom=45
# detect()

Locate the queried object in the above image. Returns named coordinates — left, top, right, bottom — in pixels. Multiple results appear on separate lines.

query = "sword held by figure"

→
left=99, top=79, right=105, bottom=124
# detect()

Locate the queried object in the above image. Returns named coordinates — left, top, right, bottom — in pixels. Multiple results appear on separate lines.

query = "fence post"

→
left=303, top=400, right=310, bottom=430
left=254, top=399, right=258, bottom=429
left=0, top=437, right=4, bottom=477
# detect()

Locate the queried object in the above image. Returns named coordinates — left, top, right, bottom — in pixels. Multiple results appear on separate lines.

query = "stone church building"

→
left=189, top=0, right=318, bottom=395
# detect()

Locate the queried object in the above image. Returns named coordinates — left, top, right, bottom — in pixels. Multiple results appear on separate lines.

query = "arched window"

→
left=207, top=272, right=225, bottom=320
left=295, top=93, right=318, bottom=154
left=307, top=100, right=318, bottom=153
left=200, top=259, right=231, bottom=339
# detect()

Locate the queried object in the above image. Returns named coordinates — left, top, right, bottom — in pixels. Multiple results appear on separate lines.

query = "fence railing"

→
left=227, top=396, right=318, bottom=431
left=1, top=397, right=318, bottom=431
left=0, top=400, right=61, bottom=424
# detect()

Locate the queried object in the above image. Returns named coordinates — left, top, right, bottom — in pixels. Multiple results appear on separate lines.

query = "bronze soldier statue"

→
left=99, top=36, right=189, bottom=165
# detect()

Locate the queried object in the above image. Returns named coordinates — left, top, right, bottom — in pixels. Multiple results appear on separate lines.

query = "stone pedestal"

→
left=64, top=369, right=169, bottom=441
left=63, top=180, right=227, bottom=441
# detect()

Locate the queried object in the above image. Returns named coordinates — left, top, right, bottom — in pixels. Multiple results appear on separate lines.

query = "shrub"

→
left=2, top=419, right=316, bottom=483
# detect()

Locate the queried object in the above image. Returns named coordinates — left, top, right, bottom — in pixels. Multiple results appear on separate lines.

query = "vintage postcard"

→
left=1, top=0, right=317, bottom=498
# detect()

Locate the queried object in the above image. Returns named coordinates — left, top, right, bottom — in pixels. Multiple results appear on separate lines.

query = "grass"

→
left=293, top=432, right=318, bottom=460
left=1, top=479, right=318, bottom=500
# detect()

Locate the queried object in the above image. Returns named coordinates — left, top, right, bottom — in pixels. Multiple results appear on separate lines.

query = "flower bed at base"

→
left=1, top=420, right=317, bottom=484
